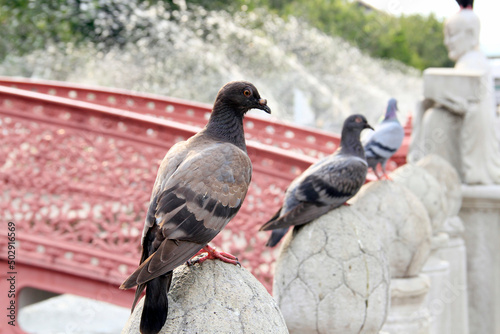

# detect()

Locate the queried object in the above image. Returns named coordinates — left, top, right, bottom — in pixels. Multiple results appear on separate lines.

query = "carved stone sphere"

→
left=391, top=164, right=448, bottom=233
left=122, top=260, right=288, bottom=333
left=273, top=205, right=390, bottom=334
left=417, top=154, right=462, bottom=217
left=352, top=181, right=432, bottom=278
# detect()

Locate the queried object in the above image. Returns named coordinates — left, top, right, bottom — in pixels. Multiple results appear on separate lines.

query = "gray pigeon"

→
left=260, top=114, right=372, bottom=247
left=363, top=98, right=404, bottom=180
left=120, top=81, right=270, bottom=334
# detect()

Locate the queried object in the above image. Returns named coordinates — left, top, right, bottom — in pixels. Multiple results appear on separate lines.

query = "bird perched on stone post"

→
left=260, top=114, right=372, bottom=247
left=120, top=81, right=270, bottom=334
left=363, top=98, right=404, bottom=180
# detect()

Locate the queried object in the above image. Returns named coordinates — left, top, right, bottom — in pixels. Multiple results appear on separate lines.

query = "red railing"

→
left=0, top=76, right=343, bottom=159
left=0, top=76, right=410, bottom=166
left=0, top=77, right=409, bottom=332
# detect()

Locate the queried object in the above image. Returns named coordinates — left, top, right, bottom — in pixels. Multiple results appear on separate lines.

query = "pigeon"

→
left=260, top=114, right=372, bottom=247
left=363, top=98, right=404, bottom=180
left=120, top=81, right=271, bottom=334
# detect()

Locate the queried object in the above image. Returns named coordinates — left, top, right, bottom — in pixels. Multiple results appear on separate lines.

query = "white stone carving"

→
left=122, top=260, right=288, bottom=333
left=391, top=164, right=448, bottom=233
left=352, top=181, right=432, bottom=278
left=381, top=275, right=431, bottom=334
left=272, top=206, right=390, bottom=334
left=417, top=154, right=469, bottom=334
left=459, top=185, right=500, bottom=334
left=409, top=9, right=500, bottom=185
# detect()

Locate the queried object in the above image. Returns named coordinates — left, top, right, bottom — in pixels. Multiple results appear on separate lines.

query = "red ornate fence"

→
left=0, top=77, right=408, bottom=332
left=0, top=77, right=345, bottom=159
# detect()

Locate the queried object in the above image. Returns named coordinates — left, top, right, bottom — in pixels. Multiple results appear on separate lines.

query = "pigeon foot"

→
left=187, top=245, right=240, bottom=266
left=382, top=170, right=392, bottom=180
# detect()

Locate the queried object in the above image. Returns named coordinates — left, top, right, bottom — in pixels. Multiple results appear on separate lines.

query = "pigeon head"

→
left=205, top=81, right=270, bottom=151
left=339, top=114, right=372, bottom=157
left=342, top=114, right=373, bottom=133
left=214, top=81, right=271, bottom=115
left=384, top=98, right=398, bottom=120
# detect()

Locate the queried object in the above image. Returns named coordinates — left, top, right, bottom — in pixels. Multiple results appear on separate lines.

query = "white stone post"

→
left=433, top=217, right=469, bottom=334
left=272, top=206, right=390, bottom=334
left=391, top=163, right=452, bottom=333
left=122, top=260, right=288, bottom=333
left=459, top=185, right=500, bottom=334
left=416, top=155, right=469, bottom=334
left=421, top=234, right=451, bottom=334
left=352, top=181, right=433, bottom=334
left=408, top=9, right=500, bottom=333
left=382, top=275, right=431, bottom=334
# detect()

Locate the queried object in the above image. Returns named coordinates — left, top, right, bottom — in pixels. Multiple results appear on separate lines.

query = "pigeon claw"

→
left=381, top=168, right=392, bottom=181
left=187, top=245, right=240, bottom=267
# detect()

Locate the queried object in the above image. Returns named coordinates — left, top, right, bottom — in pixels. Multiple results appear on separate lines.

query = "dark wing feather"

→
left=294, top=155, right=367, bottom=206
left=260, top=202, right=333, bottom=230
left=364, top=122, right=404, bottom=161
left=121, top=141, right=251, bottom=289
left=260, top=154, right=367, bottom=231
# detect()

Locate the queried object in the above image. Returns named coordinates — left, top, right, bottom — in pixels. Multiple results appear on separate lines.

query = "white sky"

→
left=361, top=0, right=500, bottom=56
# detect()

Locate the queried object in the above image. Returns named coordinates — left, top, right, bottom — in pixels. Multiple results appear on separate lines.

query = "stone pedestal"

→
left=422, top=233, right=453, bottom=334
left=422, top=234, right=451, bottom=334
left=122, top=260, right=288, bottom=333
left=416, top=154, right=469, bottom=334
left=391, top=164, right=447, bottom=233
left=381, top=275, right=431, bottom=334
left=434, top=217, right=469, bottom=334
left=273, top=206, right=390, bottom=334
left=459, top=185, right=500, bottom=334
left=352, top=181, right=432, bottom=278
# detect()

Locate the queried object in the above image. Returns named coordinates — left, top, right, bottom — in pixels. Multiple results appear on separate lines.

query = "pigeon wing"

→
left=364, top=122, right=404, bottom=160
left=122, top=141, right=252, bottom=287
left=260, top=155, right=367, bottom=230
left=295, top=155, right=367, bottom=204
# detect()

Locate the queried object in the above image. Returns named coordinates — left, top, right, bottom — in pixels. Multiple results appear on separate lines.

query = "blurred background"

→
left=4, top=0, right=499, bottom=133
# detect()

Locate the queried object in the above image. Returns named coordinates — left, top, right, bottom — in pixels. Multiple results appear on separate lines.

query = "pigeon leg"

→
left=188, top=245, right=240, bottom=266
left=372, top=166, right=382, bottom=180
left=381, top=165, right=392, bottom=180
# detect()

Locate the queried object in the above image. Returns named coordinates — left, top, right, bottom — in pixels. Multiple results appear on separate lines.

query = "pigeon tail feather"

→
left=259, top=207, right=282, bottom=231
left=265, top=228, right=289, bottom=247
left=131, top=283, right=146, bottom=313
left=120, top=251, right=155, bottom=290
left=140, top=273, right=172, bottom=334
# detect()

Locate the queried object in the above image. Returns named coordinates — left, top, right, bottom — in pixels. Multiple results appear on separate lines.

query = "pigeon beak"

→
left=364, top=123, right=374, bottom=130
left=257, top=98, right=271, bottom=114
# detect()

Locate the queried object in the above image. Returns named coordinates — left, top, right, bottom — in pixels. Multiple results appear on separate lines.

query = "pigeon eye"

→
left=243, top=89, right=252, bottom=97
left=355, top=117, right=362, bottom=123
